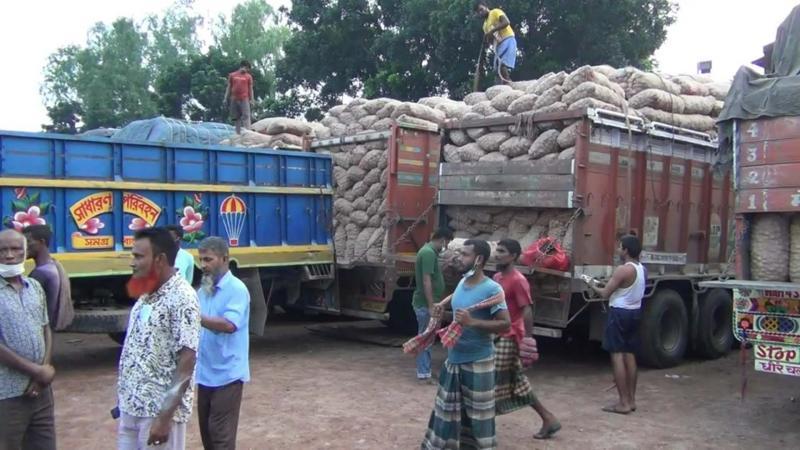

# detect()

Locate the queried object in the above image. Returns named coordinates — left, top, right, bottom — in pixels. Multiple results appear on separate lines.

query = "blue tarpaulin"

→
left=111, top=117, right=234, bottom=145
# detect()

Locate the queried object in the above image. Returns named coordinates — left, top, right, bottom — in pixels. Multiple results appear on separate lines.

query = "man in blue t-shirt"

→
left=422, top=239, right=510, bottom=450
left=195, top=237, right=250, bottom=449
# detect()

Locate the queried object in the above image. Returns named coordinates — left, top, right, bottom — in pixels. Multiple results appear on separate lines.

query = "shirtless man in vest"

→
left=587, top=235, right=645, bottom=415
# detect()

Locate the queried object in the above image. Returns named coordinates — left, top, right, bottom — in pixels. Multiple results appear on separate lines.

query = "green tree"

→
left=145, top=0, right=204, bottom=71
left=279, top=0, right=677, bottom=106
left=42, top=18, right=158, bottom=130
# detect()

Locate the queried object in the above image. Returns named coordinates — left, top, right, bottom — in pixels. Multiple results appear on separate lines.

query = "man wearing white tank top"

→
left=588, top=235, right=645, bottom=415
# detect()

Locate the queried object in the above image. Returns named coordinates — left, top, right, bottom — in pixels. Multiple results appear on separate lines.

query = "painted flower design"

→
left=180, top=206, right=204, bottom=232
left=80, top=217, right=105, bottom=235
left=12, top=206, right=46, bottom=231
left=128, top=217, right=152, bottom=231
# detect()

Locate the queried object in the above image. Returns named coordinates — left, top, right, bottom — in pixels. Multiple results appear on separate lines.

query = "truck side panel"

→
left=0, top=130, right=334, bottom=277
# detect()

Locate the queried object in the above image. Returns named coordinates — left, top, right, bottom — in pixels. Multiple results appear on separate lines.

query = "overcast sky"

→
left=0, top=0, right=796, bottom=131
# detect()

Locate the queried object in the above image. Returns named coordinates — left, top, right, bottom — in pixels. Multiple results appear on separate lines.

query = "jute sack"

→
left=751, top=214, right=789, bottom=281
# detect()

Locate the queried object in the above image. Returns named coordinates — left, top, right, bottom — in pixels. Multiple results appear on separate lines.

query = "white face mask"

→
left=0, top=262, right=25, bottom=278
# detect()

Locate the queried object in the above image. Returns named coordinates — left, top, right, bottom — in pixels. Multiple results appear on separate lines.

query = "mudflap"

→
left=239, top=268, right=268, bottom=337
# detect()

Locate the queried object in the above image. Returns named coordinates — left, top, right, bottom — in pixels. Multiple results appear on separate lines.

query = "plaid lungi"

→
left=494, top=337, right=536, bottom=415
left=421, top=357, right=497, bottom=450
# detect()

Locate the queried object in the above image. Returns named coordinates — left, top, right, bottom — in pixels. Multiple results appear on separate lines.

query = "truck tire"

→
left=695, top=289, right=733, bottom=359
left=638, top=289, right=688, bottom=368
left=108, top=332, right=126, bottom=346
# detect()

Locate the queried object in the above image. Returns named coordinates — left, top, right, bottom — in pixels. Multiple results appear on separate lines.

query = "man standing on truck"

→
left=196, top=237, right=250, bottom=450
left=422, top=239, right=510, bottom=450
left=411, top=228, right=453, bottom=382
left=24, top=225, right=74, bottom=331
left=588, top=235, right=645, bottom=415
left=475, top=1, right=517, bottom=84
left=493, top=239, right=562, bottom=440
left=166, top=225, right=195, bottom=286
left=0, top=229, right=57, bottom=450
left=117, top=227, right=200, bottom=450
left=224, top=60, right=254, bottom=135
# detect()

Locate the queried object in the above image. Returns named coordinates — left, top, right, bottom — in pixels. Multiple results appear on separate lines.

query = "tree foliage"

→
left=279, top=0, right=677, bottom=106
left=40, top=0, right=289, bottom=132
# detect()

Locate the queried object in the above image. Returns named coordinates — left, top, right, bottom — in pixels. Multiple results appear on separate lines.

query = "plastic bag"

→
left=520, top=237, right=570, bottom=271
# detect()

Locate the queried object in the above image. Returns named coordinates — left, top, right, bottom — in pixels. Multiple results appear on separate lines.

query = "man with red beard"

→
left=117, top=228, right=200, bottom=450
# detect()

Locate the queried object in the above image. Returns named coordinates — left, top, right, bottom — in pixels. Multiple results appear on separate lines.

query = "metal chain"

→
left=528, top=207, right=584, bottom=269
left=347, top=199, right=436, bottom=264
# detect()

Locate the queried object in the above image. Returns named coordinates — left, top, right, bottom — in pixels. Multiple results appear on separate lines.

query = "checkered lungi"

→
left=421, top=356, right=497, bottom=450
left=494, top=336, right=536, bottom=415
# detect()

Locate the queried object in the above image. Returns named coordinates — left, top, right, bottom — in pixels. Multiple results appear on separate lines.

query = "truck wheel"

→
left=108, top=332, right=126, bottom=346
left=695, top=289, right=733, bottom=359
left=639, top=289, right=688, bottom=368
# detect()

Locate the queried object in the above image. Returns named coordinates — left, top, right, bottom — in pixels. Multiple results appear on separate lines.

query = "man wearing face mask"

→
left=411, top=228, right=453, bottom=382
left=117, top=227, right=200, bottom=450
left=422, top=239, right=511, bottom=450
left=0, top=229, right=57, bottom=450
left=195, top=237, right=250, bottom=450
left=492, top=239, right=561, bottom=440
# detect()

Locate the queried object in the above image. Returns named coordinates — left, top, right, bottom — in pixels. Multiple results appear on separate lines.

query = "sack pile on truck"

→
left=440, top=206, right=575, bottom=269
left=220, top=117, right=331, bottom=149
left=444, top=65, right=730, bottom=162
left=318, top=136, right=391, bottom=265
left=319, top=96, right=471, bottom=137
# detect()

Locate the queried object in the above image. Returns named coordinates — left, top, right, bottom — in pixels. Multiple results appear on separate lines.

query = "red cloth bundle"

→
left=436, top=291, right=506, bottom=349
left=519, top=336, right=539, bottom=366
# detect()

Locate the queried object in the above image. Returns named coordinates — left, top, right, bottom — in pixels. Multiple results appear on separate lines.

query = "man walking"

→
left=475, top=1, right=518, bottom=83
left=196, top=237, right=250, bottom=450
left=588, top=235, right=645, bottom=415
left=0, top=229, right=57, bottom=450
left=493, top=239, right=561, bottom=440
left=24, top=224, right=74, bottom=331
left=117, top=227, right=200, bottom=449
left=422, top=239, right=510, bottom=450
left=411, top=228, right=453, bottom=382
left=224, top=60, right=254, bottom=134
left=166, top=225, right=195, bottom=285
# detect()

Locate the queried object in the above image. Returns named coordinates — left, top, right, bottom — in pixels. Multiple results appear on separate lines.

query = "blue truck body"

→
left=0, top=130, right=335, bottom=335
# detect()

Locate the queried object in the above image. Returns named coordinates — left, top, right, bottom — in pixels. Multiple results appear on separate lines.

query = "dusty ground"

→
left=51, top=317, right=800, bottom=450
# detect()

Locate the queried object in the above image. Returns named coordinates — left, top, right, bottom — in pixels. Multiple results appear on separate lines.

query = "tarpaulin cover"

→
left=111, top=117, right=234, bottom=145
left=718, top=5, right=800, bottom=122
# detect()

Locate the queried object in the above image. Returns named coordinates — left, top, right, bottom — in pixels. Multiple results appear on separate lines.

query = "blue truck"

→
left=0, top=130, right=335, bottom=340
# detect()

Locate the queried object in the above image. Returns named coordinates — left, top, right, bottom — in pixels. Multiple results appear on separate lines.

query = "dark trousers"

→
left=0, top=387, right=56, bottom=450
left=197, top=381, right=243, bottom=450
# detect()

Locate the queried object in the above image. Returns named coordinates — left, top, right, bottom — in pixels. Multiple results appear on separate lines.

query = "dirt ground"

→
left=50, top=317, right=800, bottom=450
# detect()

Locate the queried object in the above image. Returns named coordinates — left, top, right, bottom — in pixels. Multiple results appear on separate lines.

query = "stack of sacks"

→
left=611, top=68, right=727, bottom=133
left=319, top=96, right=472, bottom=137
left=322, top=138, right=391, bottom=265
left=221, top=117, right=331, bottom=149
left=445, top=65, right=729, bottom=163
left=443, top=206, right=575, bottom=256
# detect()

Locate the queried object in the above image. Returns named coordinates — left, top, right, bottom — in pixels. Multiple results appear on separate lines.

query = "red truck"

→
left=313, top=109, right=735, bottom=368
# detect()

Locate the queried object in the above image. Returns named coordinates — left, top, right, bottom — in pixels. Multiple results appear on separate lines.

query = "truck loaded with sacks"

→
left=701, top=7, right=800, bottom=379
left=286, top=63, right=735, bottom=368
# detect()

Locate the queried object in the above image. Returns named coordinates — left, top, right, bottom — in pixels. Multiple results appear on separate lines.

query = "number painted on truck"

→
left=747, top=122, right=760, bottom=139
left=748, top=194, right=757, bottom=210
left=747, top=170, right=759, bottom=186
left=747, top=146, right=758, bottom=162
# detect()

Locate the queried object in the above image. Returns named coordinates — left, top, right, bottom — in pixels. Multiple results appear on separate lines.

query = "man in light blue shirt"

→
left=195, top=237, right=250, bottom=450
left=422, top=239, right=510, bottom=450
left=167, top=225, right=195, bottom=285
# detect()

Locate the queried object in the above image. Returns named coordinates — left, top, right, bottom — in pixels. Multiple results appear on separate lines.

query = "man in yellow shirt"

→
left=475, top=2, right=517, bottom=84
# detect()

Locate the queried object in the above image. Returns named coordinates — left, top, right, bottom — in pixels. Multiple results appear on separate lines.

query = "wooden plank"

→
left=438, top=189, right=572, bottom=208
left=740, top=116, right=800, bottom=143
left=737, top=187, right=800, bottom=213
left=440, top=159, right=573, bottom=176
left=444, top=109, right=585, bottom=129
left=738, top=138, right=800, bottom=167
left=439, top=173, right=573, bottom=191
left=739, top=162, right=800, bottom=189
